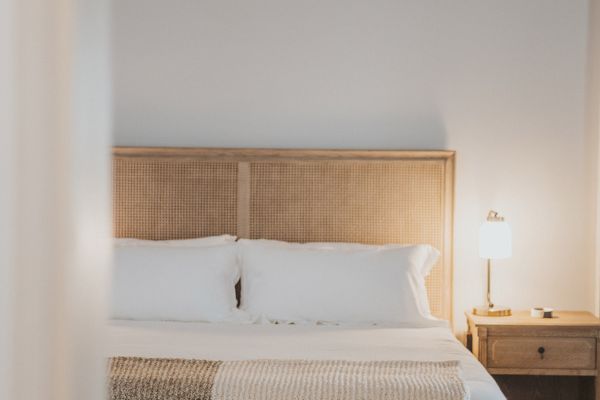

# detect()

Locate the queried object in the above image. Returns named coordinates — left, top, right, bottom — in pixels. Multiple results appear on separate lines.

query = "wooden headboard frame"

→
left=113, top=147, right=455, bottom=321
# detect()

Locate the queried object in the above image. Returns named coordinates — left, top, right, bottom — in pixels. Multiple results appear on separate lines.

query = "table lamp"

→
left=473, top=210, right=512, bottom=317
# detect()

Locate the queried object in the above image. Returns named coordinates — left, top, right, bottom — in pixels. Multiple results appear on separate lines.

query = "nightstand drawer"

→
left=488, top=336, right=596, bottom=370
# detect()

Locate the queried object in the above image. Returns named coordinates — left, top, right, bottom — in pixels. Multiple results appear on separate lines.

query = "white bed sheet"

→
left=107, top=320, right=505, bottom=400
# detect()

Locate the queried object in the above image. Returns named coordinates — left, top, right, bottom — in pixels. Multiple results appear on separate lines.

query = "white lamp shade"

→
left=479, top=220, right=512, bottom=259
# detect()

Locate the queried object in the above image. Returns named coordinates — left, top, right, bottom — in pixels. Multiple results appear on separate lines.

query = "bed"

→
left=107, top=320, right=502, bottom=399
left=109, top=147, right=505, bottom=400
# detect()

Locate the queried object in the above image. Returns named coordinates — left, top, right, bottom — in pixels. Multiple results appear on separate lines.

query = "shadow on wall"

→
left=290, top=113, right=449, bottom=150
left=115, top=112, right=448, bottom=151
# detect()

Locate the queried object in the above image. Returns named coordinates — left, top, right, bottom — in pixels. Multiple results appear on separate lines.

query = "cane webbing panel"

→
left=248, top=160, right=446, bottom=318
left=112, top=148, right=454, bottom=321
left=113, top=158, right=237, bottom=240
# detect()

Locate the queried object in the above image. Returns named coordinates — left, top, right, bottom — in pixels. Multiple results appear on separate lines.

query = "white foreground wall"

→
left=0, top=0, right=111, bottom=399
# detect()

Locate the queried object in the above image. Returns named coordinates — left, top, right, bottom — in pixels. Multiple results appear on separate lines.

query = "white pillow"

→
left=114, top=234, right=236, bottom=247
left=111, top=244, right=239, bottom=322
left=244, top=239, right=439, bottom=276
left=238, top=239, right=440, bottom=325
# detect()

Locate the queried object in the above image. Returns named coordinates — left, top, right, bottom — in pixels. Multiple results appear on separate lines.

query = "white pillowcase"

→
left=238, top=239, right=440, bottom=325
left=111, top=244, right=239, bottom=322
left=244, top=239, right=439, bottom=276
left=114, top=234, right=236, bottom=247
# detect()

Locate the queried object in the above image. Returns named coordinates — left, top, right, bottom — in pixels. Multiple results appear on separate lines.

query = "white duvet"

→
left=106, top=320, right=505, bottom=400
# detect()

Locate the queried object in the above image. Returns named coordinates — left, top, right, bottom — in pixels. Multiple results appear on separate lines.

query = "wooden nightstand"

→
left=467, top=311, right=600, bottom=400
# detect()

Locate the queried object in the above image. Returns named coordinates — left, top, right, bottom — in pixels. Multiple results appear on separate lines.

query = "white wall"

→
left=0, top=0, right=16, bottom=396
left=588, top=0, right=600, bottom=317
left=113, top=0, right=594, bottom=332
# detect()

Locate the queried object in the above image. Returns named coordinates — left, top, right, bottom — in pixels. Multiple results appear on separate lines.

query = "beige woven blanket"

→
left=109, top=357, right=469, bottom=400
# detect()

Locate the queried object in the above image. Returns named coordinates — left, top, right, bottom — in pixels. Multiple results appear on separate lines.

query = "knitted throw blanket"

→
left=109, top=357, right=470, bottom=400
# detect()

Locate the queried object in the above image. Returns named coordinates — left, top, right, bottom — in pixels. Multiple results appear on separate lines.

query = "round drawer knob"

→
left=538, top=346, right=545, bottom=359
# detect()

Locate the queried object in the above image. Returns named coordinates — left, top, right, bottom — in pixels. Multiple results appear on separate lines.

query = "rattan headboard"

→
left=113, top=147, right=455, bottom=321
